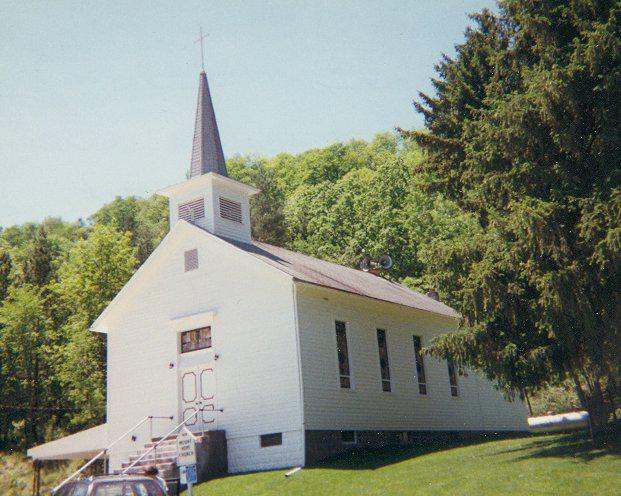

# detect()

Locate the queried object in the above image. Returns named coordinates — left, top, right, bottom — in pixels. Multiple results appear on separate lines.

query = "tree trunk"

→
left=32, top=353, right=40, bottom=444
left=572, top=372, right=613, bottom=446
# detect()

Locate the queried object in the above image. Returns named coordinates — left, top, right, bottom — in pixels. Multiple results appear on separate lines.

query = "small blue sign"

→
left=185, top=464, right=198, bottom=485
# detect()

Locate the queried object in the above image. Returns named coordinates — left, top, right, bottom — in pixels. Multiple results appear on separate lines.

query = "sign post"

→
left=177, top=427, right=197, bottom=495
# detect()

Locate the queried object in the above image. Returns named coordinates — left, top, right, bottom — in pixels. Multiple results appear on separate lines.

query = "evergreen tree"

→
left=23, top=226, right=56, bottom=287
left=402, top=0, right=620, bottom=436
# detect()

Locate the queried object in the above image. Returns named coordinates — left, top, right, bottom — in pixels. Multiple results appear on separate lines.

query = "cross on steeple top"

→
left=194, top=27, right=209, bottom=71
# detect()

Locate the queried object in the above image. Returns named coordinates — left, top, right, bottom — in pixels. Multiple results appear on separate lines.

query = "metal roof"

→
left=189, top=71, right=228, bottom=178
left=218, top=234, right=459, bottom=318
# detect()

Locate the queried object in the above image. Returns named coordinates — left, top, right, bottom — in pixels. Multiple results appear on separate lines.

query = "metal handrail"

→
left=52, top=415, right=173, bottom=493
left=121, top=407, right=222, bottom=474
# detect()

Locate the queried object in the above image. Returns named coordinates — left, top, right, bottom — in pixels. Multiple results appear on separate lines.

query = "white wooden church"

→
left=29, top=70, right=528, bottom=477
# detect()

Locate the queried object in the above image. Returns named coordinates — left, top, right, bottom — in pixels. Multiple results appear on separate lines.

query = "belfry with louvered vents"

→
left=157, top=70, right=259, bottom=243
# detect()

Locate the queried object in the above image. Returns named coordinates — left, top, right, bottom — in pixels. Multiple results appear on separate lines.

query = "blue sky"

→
left=0, top=0, right=496, bottom=227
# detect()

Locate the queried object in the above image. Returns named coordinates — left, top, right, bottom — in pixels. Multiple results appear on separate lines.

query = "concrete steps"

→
left=115, top=433, right=204, bottom=480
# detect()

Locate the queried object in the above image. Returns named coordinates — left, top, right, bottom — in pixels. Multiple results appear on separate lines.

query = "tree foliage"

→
left=0, top=285, right=53, bottom=447
left=401, top=0, right=620, bottom=433
left=1, top=1, right=616, bottom=445
left=0, top=133, right=470, bottom=448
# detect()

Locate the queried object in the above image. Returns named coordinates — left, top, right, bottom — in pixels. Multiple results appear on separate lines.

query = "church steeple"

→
left=158, top=69, right=259, bottom=242
left=188, top=71, right=227, bottom=177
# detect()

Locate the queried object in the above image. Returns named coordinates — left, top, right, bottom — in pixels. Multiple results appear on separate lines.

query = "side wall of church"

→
left=295, top=283, right=528, bottom=442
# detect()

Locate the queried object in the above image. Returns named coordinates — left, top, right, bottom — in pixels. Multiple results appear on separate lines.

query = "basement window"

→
left=447, top=360, right=459, bottom=397
left=219, top=197, right=243, bottom=223
left=412, top=336, right=427, bottom=395
left=335, top=321, right=352, bottom=389
left=341, top=431, right=357, bottom=445
left=260, top=433, right=282, bottom=448
left=178, top=198, right=205, bottom=223
left=180, top=327, right=212, bottom=354
left=184, top=249, right=199, bottom=272
left=376, top=329, right=392, bottom=392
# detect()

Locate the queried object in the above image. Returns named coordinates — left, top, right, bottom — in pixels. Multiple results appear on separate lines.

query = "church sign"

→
left=176, top=427, right=197, bottom=466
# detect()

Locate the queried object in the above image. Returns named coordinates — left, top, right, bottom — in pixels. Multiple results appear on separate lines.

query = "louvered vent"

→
left=184, top=249, right=199, bottom=272
left=219, top=197, right=242, bottom=223
left=178, top=198, right=205, bottom=223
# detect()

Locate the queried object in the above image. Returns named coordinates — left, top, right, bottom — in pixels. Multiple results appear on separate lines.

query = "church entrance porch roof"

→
left=27, top=423, right=107, bottom=461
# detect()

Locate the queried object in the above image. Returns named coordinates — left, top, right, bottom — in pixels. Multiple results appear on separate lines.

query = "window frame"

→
left=447, top=360, right=459, bottom=397
left=334, top=320, right=354, bottom=389
left=180, top=326, right=212, bottom=354
left=260, top=432, right=283, bottom=448
left=376, top=328, right=392, bottom=392
left=412, top=335, right=428, bottom=395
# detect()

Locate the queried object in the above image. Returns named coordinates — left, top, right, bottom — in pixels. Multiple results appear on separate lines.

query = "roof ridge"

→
left=253, top=240, right=414, bottom=289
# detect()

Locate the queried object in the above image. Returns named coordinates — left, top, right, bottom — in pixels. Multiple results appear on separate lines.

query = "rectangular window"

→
left=376, top=329, right=391, bottom=392
left=260, top=432, right=282, bottom=447
left=219, top=197, right=243, bottom=223
left=447, top=360, right=459, bottom=397
left=184, top=249, right=198, bottom=272
left=178, top=198, right=205, bottom=223
left=341, top=431, right=357, bottom=445
left=335, top=321, right=351, bottom=389
left=412, top=336, right=427, bottom=395
left=180, top=327, right=212, bottom=353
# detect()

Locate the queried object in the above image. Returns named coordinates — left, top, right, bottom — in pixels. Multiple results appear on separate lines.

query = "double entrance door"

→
left=180, top=365, right=216, bottom=433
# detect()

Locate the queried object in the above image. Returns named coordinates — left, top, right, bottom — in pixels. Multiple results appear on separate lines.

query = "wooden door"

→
left=180, top=365, right=216, bottom=431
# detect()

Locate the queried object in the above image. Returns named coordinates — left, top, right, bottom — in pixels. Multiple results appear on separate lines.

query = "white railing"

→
left=53, top=415, right=173, bottom=493
left=121, top=407, right=222, bottom=474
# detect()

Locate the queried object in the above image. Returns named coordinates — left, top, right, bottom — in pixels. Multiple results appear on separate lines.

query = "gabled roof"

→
left=212, top=231, right=459, bottom=318
left=189, top=71, right=227, bottom=177
left=91, top=221, right=458, bottom=334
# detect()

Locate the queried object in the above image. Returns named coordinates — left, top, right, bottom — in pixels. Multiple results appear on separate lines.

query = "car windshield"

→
left=55, top=482, right=88, bottom=496
left=92, top=480, right=165, bottom=496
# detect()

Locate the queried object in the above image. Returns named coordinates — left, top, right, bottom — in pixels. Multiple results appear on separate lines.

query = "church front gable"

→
left=104, top=224, right=305, bottom=472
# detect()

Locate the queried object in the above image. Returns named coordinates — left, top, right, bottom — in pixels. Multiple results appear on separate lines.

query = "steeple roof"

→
left=189, top=71, right=227, bottom=177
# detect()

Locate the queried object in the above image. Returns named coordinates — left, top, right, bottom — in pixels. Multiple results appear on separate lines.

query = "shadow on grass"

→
left=309, top=433, right=530, bottom=471
left=497, top=427, right=620, bottom=463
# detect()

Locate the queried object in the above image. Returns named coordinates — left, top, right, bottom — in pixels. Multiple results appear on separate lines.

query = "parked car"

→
left=52, top=475, right=167, bottom=496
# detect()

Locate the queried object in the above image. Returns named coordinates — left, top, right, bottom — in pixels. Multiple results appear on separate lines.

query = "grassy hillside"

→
left=0, top=451, right=78, bottom=496
left=187, top=433, right=620, bottom=496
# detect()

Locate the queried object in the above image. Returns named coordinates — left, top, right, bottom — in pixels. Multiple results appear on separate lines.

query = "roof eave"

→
left=293, top=279, right=461, bottom=319
left=156, top=172, right=260, bottom=198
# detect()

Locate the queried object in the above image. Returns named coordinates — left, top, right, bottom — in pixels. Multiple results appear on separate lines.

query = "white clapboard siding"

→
left=105, top=223, right=304, bottom=473
left=295, top=283, right=528, bottom=433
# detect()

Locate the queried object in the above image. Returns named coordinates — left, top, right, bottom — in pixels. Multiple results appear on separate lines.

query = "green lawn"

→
left=187, top=432, right=620, bottom=496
